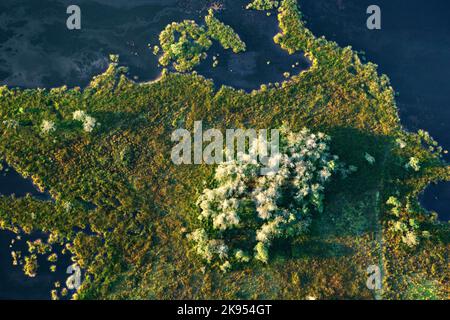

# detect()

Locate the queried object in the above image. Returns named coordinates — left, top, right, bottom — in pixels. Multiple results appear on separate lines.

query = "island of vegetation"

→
left=0, top=0, right=448, bottom=300
left=156, top=9, right=246, bottom=72
left=246, top=0, right=279, bottom=11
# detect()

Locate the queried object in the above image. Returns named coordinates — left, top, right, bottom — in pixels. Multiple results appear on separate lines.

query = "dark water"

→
left=421, top=183, right=450, bottom=222
left=0, top=165, right=50, bottom=200
left=195, top=6, right=309, bottom=90
left=0, top=0, right=449, bottom=298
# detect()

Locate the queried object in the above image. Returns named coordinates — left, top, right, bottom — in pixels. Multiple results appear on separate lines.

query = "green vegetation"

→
left=0, top=0, right=448, bottom=300
left=157, top=10, right=246, bottom=72
left=23, top=254, right=38, bottom=278
left=157, top=20, right=212, bottom=72
left=204, top=9, right=246, bottom=53
left=246, top=0, right=279, bottom=11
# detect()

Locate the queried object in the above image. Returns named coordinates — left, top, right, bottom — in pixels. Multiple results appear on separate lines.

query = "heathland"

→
left=0, top=0, right=448, bottom=299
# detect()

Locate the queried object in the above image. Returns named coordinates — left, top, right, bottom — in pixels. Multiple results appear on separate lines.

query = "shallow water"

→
left=0, top=0, right=449, bottom=299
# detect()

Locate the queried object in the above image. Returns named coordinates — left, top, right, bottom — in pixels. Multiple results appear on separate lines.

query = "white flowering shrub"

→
left=396, top=138, right=407, bottom=149
left=41, top=120, right=56, bottom=134
left=72, top=110, right=86, bottom=121
left=73, top=110, right=98, bottom=133
left=189, top=127, right=356, bottom=269
left=82, top=116, right=97, bottom=133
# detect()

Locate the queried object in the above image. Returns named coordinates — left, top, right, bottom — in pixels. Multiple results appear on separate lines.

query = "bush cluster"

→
left=189, top=127, right=356, bottom=269
left=157, top=10, right=246, bottom=72
left=246, top=0, right=279, bottom=11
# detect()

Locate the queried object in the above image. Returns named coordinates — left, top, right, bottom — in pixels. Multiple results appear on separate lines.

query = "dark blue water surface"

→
left=421, top=183, right=450, bottom=222
left=0, top=0, right=449, bottom=299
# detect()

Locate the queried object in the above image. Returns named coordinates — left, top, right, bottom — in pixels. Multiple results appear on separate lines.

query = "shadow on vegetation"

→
left=271, top=238, right=354, bottom=261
